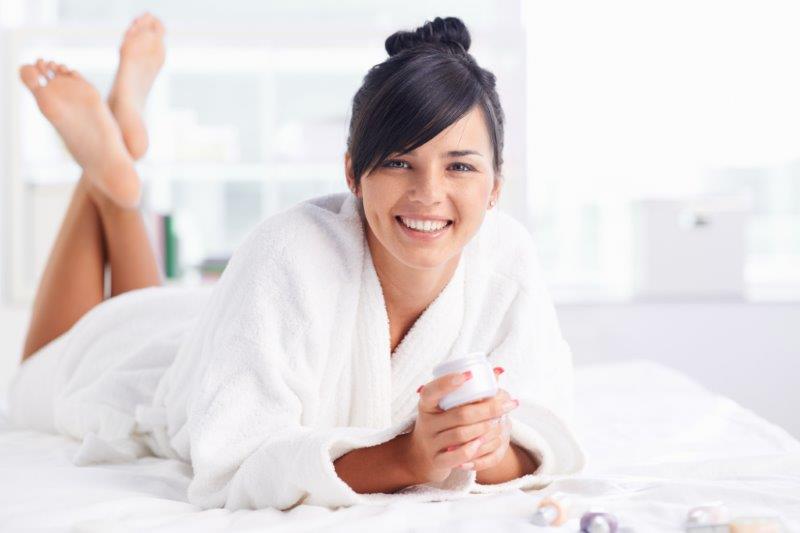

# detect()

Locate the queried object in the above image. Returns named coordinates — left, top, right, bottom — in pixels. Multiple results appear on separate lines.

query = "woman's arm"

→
left=333, top=432, right=418, bottom=493
left=333, top=433, right=539, bottom=494
left=333, top=426, right=540, bottom=494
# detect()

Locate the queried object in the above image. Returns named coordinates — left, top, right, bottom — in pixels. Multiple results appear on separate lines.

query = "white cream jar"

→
left=433, top=352, right=498, bottom=410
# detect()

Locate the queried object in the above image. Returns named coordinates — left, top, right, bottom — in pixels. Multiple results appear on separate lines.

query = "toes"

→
left=151, top=16, right=165, bottom=34
left=19, top=64, right=43, bottom=91
left=35, top=58, right=47, bottom=77
left=126, top=15, right=144, bottom=34
left=129, top=12, right=164, bottom=34
left=140, top=13, right=157, bottom=29
left=20, top=59, right=76, bottom=91
left=121, top=12, right=165, bottom=43
left=45, top=61, right=58, bottom=80
left=35, top=58, right=56, bottom=81
left=133, top=12, right=151, bottom=28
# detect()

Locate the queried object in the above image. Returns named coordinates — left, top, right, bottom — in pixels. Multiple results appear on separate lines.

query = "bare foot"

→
left=19, top=60, right=141, bottom=209
left=107, top=13, right=166, bottom=160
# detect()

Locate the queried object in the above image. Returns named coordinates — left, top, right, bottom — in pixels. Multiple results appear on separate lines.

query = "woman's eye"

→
left=451, top=162, right=474, bottom=172
left=382, top=159, right=408, bottom=169
left=382, top=160, right=474, bottom=172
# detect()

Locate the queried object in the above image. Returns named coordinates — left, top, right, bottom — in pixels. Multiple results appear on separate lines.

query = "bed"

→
left=1, top=359, right=798, bottom=532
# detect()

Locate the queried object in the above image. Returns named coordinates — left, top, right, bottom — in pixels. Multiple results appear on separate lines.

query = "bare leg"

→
left=20, top=175, right=107, bottom=361
left=18, top=18, right=166, bottom=363
left=98, top=14, right=166, bottom=296
left=86, top=181, right=163, bottom=298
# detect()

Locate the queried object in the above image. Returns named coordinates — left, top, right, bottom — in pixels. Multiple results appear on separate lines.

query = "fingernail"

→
left=502, top=399, right=519, bottom=412
left=493, top=367, right=505, bottom=375
left=416, top=385, right=424, bottom=393
left=463, top=370, right=472, bottom=380
left=490, top=417, right=501, bottom=425
left=459, top=462, right=474, bottom=470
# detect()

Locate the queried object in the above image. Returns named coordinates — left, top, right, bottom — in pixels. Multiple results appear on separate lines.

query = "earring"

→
left=488, top=199, right=496, bottom=208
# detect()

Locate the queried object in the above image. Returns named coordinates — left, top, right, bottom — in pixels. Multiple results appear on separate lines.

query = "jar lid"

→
left=433, top=351, right=489, bottom=377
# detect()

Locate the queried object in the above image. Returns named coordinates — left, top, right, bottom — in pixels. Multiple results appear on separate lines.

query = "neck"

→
left=365, top=225, right=461, bottom=318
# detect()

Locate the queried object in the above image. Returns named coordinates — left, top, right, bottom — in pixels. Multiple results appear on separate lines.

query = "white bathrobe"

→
left=8, top=191, right=585, bottom=511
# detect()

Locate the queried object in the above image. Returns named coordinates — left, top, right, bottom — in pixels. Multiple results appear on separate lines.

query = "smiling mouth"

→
left=394, top=215, right=453, bottom=234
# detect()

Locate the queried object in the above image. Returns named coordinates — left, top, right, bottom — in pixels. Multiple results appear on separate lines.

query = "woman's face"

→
left=345, top=105, right=502, bottom=271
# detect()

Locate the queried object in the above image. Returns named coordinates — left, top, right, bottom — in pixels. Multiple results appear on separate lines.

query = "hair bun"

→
left=385, top=16, right=471, bottom=57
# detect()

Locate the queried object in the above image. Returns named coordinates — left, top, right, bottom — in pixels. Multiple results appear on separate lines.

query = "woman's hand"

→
left=468, top=403, right=513, bottom=473
left=402, top=368, right=519, bottom=484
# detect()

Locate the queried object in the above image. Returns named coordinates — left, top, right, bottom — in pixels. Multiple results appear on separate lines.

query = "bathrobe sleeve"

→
left=182, top=220, right=432, bottom=511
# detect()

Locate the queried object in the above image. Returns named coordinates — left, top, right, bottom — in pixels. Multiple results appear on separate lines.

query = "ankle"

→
left=93, top=188, right=141, bottom=216
left=84, top=159, right=141, bottom=213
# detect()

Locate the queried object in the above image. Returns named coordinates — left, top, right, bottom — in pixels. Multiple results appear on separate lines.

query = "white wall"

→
left=557, top=301, right=800, bottom=439
left=0, top=30, right=9, bottom=304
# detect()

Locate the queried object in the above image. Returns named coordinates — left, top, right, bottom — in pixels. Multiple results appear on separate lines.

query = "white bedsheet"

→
left=1, top=359, right=798, bottom=532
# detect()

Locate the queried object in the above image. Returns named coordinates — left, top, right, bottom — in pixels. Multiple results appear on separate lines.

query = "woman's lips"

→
left=395, top=216, right=453, bottom=242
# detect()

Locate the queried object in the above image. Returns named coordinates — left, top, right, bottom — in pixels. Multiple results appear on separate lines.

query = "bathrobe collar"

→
left=341, top=193, right=471, bottom=428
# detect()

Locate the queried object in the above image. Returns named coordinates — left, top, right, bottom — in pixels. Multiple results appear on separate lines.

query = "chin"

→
left=392, top=245, right=457, bottom=271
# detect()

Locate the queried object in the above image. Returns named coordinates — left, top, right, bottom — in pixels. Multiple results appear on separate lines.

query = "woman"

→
left=7, top=15, right=585, bottom=510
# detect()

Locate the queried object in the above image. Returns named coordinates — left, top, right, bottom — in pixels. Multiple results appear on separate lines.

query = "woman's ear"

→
left=491, top=175, right=504, bottom=204
left=344, top=152, right=358, bottom=195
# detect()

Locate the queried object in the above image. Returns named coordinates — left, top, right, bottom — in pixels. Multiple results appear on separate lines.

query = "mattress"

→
left=1, top=359, right=798, bottom=532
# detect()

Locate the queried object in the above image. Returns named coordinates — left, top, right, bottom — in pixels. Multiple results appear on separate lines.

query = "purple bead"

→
left=581, top=511, right=619, bottom=533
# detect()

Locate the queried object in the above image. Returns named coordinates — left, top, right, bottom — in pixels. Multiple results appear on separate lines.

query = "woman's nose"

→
left=408, top=171, right=446, bottom=203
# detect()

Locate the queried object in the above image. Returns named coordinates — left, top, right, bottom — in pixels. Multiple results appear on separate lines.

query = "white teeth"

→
left=399, top=216, right=449, bottom=232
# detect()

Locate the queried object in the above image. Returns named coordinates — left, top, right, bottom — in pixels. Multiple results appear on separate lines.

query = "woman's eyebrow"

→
left=404, top=149, right=483, bottom=157
left=445, top=149, right=483, bottom=157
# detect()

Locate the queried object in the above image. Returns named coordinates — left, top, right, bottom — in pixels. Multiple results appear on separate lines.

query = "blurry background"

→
left=0, top=1, right=797, bottom=437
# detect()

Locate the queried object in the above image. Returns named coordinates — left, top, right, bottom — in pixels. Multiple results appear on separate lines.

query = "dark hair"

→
left=346, top=16, right=505, bottom=187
